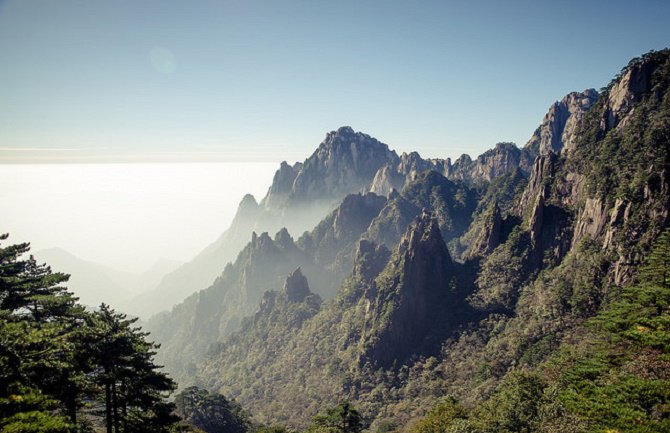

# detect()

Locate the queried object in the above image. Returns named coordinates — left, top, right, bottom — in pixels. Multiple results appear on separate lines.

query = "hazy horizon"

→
left=0, top=162, right=277, bottom=273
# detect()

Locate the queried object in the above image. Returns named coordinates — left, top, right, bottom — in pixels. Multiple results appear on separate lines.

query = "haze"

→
left=0, top=163, right=276, bottom=273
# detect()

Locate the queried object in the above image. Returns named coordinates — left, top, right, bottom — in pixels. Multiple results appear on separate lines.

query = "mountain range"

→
left=34, top=247, right=181, bottom=310
left=145, top=49, right=670, bottom=431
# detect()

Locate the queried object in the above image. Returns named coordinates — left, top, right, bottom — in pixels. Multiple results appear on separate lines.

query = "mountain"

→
left=136, top=128, right=401, bottom=319
left=143, top=50, right=670, bottom=431
left=34, top=248, right=182, bottom=312
left=146, top=82, right=596, bottom=362
left=147, top=192, right=390, bottom=377
left=141, top=87, right=597, bottom=321
left=34, top=247, right=134, bottom=308
left=359, top=212, right=462, bottom=368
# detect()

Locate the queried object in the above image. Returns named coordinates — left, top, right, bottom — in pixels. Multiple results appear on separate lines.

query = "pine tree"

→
left=641, top=228, right=670, bottom=287
left=0, top=234, right=183, bottom=432
left=309, top=402, right=363, bottom=433
left=90, top=304, right=178, bottom=433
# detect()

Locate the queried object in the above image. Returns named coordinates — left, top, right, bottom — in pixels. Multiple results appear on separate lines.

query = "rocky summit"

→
left=141, top=49, right=670, bottom=432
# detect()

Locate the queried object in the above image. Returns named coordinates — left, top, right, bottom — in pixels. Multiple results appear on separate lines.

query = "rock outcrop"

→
left=361, top=212, right=458, bottom=367
left=468, top=202, right=502, bottom=258
left=368, top=165, right=405, bottom=196
left=298, top=192, right=387, bottom=278
left=524, top=89, right=599, bottom=156
left=282, top=268, right=311, bottom=303
left=352, top=239, right=391, bottom=283
left=277, top=126, right=399, bottom=206
left=603, top=57, right=656, bottom=131
left=445, top=142, right=534, bottom=183
left=262, top=161, right=303, bottom=209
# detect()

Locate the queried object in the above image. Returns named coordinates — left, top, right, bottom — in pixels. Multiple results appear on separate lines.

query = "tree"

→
left=0, top=233, right=182, bottom=432
left=410, top=398, right=467, bottom=433
left=0, top=234, right=80, bottom=432
left=641, top=228, right=670, bottom=287
left=90, top=304, right=179, bottom=433
left=309, top=402, right=363, bottom=433
left=0, top=234, right=75, bottom=322
left=174, top=386, right=251, bottom=433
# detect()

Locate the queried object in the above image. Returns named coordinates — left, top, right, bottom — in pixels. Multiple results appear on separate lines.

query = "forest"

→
left=2, top=49, right=670, bottom=433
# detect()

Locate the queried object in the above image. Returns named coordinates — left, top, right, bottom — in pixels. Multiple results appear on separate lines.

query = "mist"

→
left=0, top=162, right=278, bottom=274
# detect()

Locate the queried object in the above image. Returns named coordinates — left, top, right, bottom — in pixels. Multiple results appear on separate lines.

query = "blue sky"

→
left=1, top=0, right=669, bottom=163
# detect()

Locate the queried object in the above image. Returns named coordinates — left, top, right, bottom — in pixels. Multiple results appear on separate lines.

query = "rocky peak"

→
left=281, top=268, right=311, bottom=303
left=262, top=161, right=303, bottom=209
left=361, top=212, right=456, bottom=367
left=274, top=228, right=295, bottom=250
left=368, top=164, right=405, bottom=196
left=270, top=127, right=400, bottom=206
left=445, top=144, right=529, bottom=184
left=352, top=239, right=391, bottom=283
left=468, top=202, right=502, bottom=258
left=524, top=89, right=598, bottom=156
left=250, top=232, right=274, bottom=251
left=398, top=211, right=448, bottom=260
left=398, top=151, right=433, bottom=176
left=234, top=194, right=260, bottom=221
left=517, top=152, right=557, bottom=215
left=603, top=55, right=657, bottom=131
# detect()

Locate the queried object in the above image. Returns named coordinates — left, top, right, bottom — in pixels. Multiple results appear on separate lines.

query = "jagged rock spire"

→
left=282, top=268, right=311, bottom=303
left=361, top=211, right=458, bottom=367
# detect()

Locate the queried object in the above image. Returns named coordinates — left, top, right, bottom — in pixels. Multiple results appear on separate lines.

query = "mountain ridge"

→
left=145, top=49, right=670, bottom=431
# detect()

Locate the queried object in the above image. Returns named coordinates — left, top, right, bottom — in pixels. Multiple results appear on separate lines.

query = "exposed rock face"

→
left=445, top=143, right=533, bottom=183
left=143, top=88, right=602, bottom=320
left=352, top=239, right=391, bottom=283
left=561, top=90, right=600, bottom=153
left=365, top=171, right=478, bottom=253
left=282, top=268, right=311, bottom=303
left=127, top=193, right=264, bottom=318
left=369, top=165, right=405, bottom=196
left=299, top=192, right=387, bottom=274
left=524, top=89, right=599, bottom=156
left=517, top=153, right=557, bottom=215
left=263, top=161, right=303, bottom=209
left=274, top=227, right=295, bottom=251
left=468, top=202, right=502, bottom=258
left=283, top=126, right=399, bottom=205
left=603, top=59, right=655, bottom=131
left=361, top=212, right=456, bottom=367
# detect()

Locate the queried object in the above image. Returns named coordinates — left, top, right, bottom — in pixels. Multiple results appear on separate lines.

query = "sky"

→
left=1, top=1, right=669, bottom=273
left=1, top=0, right=669, bottom=164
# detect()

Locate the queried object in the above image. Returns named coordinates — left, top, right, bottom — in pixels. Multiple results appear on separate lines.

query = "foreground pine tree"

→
left=0, top=233, right=181, bottom=432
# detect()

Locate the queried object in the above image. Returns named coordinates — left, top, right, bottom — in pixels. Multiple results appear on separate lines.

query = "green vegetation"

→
left=4, top=49, right=669, bottom=433
left=174, top=386, right=251, bottom=433
left=410, top=228, right=670, bottom=433
left=0, top=234, right=180, bottom=432
left=308, top=402, right=364, bottom=433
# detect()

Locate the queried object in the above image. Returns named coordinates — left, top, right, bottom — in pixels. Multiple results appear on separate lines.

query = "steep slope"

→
left=365, top=170, right=478, bottom=252
left=263, top=126, right=399, bottom=208
left=126, top=194, right=264, bottom=318
left=159, top=50, right=670, bottom=432
left=297, top=192, right=387, bottom=284
left=424, top=48, right=670, bottom=418
left=360, top=213, right=464, bottom=368
left=148, top=192, right=388, bottom=381
left=523, top=89, right=599, bottom=156
left=136, top=128, right=399, bottom=319
left=34, top=247, right=134, bottom=307
left=196, top=215, right=474, bottom=426
left=148, top=229, right=319, bottom=378
left=141, top=84, right=600, bottom=320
